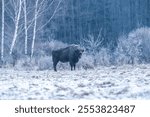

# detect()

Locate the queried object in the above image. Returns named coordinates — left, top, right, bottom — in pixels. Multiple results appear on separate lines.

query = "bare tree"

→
left=31, top=0, right=39, bottom=58
left=83, top=28, right=104, bottom=55
left=31, top=0, right=63, bottom=58
left=9, top=0, right=22, bottom=55
left=23, top=0, right=28, bottom=55
left=1, top=0, right=5, bottom=61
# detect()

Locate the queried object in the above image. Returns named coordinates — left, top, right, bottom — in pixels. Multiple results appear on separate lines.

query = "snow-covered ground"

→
left=0, top=64, right=150, bottom=100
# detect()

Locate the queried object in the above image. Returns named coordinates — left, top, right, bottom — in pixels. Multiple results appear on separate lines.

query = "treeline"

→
left=44, top=0, right=150, bottom=46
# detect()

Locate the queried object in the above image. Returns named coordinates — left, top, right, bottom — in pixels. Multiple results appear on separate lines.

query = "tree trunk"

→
left=10, top=0, right=22, bottom=55
left=31, top=0, right=39, bottom=58
left=1, top=0, right=4, bottom=61
left=31, top=0, right=63, bottom=58
left=23, top=0, right=28, bottom=55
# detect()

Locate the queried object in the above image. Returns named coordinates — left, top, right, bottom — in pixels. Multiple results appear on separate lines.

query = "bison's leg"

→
left=52, top=51, right=59, bottom=71
left=71, top=65, right=73, bottom=71
left=70, top=62, right=75, bottom=71
left=53, top=59, right=59, bottom=71
left=70, top=62, right=73, bottom=71
left=73, top=64, right=76, bottom=70
left=52, top=52, right=59, bottom=71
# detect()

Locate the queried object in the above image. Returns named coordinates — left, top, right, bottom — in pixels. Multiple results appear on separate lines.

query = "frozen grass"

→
left=0, top=64, right=150, bottom=100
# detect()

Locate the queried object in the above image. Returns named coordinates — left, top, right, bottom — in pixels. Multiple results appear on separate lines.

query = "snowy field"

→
left=0, top=64, right=150, bottom=100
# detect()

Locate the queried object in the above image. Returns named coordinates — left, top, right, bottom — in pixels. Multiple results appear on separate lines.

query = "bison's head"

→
left=75, top=48, right=84, bottom=58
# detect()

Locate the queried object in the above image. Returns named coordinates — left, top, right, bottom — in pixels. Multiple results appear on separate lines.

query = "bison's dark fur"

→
left=52, top=44, right=84, bottom=71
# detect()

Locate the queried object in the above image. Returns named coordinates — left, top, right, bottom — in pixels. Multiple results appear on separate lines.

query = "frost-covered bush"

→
left=116, top=27, right=150, bottom=64
left=81, top=34, right=103, bottom=55
left=37, top=56, right=53, bottom=70
left=94, top=48, right=111, bottom=66
left=77, top=48, right=111, bottom=69
left=77, top=53, right=95, bottom=70
left=14, top=56, right=36, bottom=70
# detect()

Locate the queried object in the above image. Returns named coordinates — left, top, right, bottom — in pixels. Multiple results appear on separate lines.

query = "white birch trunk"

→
left=31, top=0, right=39, bottom=58
left=1, top=0, right=4, bottom=60
left=23, top=0, right=28, bottom=54
left=30, top=0, right=62, bottom=58
left=10, top=0, right=22, bottom=55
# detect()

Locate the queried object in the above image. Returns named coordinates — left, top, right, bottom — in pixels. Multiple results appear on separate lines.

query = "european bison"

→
left=52, top=44, right=84, bottom=71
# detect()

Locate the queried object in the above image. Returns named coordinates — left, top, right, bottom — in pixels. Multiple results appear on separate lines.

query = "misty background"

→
left=0, top=0, right=150, bottom=70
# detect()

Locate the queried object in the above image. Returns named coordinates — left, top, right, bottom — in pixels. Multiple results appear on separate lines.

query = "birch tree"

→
left=31, top=0, right=63, bottom=58
left=9, top=0, right=22, bottom=55
left=1, top=0, right=4, bottom=61
left=31, top=0, right=39, bottom=58
left=23, top=0, right=28, bottom=55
